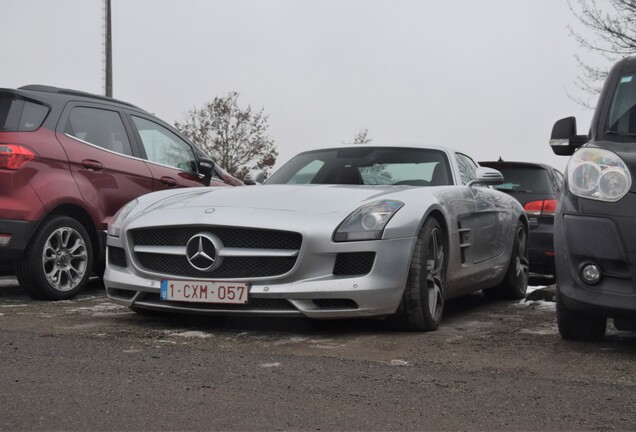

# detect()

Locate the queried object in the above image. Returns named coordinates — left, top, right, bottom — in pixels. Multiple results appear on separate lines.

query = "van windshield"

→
left=607, top=73, right=636, bottom=136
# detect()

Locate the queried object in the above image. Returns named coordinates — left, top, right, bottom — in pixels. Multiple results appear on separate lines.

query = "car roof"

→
left=479, top=160, right=557, bottom=171
left=0, top=85, right=145, bottom=112
left=300, top=143, right=462, bottom=155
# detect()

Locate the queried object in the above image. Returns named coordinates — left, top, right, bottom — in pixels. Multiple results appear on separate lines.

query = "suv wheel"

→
left=16, top=216, right=93, bottom=300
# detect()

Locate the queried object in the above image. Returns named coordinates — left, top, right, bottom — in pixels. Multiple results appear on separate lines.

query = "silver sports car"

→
left=104, top=145, right=529, bottom=331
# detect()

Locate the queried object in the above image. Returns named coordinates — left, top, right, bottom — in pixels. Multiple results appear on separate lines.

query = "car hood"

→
left=146, top=184, right=406, bottom=215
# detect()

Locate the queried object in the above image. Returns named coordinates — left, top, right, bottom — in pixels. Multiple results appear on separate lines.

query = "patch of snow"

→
left=389, top=359, right=410, bottom=366
left=66, top=303, right=128, bottom=313
left=0, top=304, right=28, bottom=308
left=273, top=336, right=307, bottom=346
left=514, top=299, right=556, bottom=311
left=518, top=327, right=556, bottom=335
left=260, top=362, right=281, bottom=368
left=171, top=331, right=212, bottom=338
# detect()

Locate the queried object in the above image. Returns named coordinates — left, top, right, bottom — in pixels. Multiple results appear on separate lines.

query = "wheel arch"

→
left=35, top=204, right=102, bottom=270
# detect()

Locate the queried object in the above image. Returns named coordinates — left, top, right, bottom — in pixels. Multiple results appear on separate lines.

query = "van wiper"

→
left=605, top=130, right=636, bottom=137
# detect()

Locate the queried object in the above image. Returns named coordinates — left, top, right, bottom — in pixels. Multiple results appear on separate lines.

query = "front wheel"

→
left=390, top=217, right=446, bottom=332
left=483, top=222, right=529, bottom=300
left=556, top=292, right=607, bottom=341
left=16, top=216, right=93, bottom=300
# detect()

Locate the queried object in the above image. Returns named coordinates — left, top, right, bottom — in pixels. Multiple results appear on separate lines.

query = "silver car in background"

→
left=104, top=145, right=528, bottom=331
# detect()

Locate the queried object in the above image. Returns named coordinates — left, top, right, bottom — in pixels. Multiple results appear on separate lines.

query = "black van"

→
left=550, top=56, right=636, bottom=340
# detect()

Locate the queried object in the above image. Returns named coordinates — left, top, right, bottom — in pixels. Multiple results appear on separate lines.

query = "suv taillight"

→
left=0, top=144, right=36, bottom=170
left=524, top=199, right=557, bottom=216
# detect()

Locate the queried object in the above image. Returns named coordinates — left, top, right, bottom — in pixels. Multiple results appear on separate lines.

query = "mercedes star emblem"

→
left=185, top=233, right=221, bottom=271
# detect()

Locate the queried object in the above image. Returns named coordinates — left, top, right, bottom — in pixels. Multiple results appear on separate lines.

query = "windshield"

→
left=266, top=147, right=453, bottom=186
left=488, top=166, right=552, bottom=193
left=607, top=73, right=636, bottom=136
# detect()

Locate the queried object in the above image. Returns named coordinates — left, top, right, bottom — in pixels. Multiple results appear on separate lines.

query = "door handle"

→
left=81, top=159, right=104, bottom=171
left=160, top=176, right=178, bottom=187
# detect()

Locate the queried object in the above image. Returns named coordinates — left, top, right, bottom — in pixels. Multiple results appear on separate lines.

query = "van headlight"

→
left=334, top=200, right=404, bottom=241
left=567, top=148, right=631, bottom=202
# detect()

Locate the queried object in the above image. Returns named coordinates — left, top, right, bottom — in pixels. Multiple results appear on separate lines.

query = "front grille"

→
left=333, top=252, right=375, bottom=276
left=129, top=226, right=301, bottom=279
left=136, top=253, right=296, bottom=278
left=132, top=226, right=302, bottom=249
left=108, top=247, right=127, bottom=267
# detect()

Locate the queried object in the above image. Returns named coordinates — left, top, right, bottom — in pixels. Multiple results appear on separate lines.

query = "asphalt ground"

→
left=1, top=276, right=635, bottom=431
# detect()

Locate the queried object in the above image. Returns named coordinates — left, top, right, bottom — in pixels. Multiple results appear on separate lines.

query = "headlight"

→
left=567, top=148, right=631, bottom=202
left=334, top=200, right=404, bottom=242
left=107, top=199, right=139, bottom=237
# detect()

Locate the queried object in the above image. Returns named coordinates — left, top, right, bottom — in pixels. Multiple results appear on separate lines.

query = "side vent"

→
left=457, top=221, right=471, bottom=264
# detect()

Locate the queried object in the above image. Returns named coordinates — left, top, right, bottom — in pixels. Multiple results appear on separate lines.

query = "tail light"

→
left=524, top=199, right=557, bottom=216
left=0, top=144, right=36, bottom=170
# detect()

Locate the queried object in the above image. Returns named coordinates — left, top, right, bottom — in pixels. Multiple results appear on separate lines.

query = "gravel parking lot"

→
left=1, top=276, right=635, bottom=431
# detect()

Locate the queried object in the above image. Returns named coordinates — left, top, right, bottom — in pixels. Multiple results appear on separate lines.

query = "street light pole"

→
left=104, top=0, right=113, bottom=97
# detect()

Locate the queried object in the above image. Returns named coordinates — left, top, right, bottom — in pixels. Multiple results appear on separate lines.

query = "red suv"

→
left=0, top=85, right=241, bottom=300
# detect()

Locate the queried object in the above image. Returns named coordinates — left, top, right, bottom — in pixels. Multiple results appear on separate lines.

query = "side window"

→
left=132, top=116, right=196, bottom=172
left=455, top=153, right=477, bottom=185
left=0, top=96, right=49, bottom=132
left=65, top=107, right=132, bottom=156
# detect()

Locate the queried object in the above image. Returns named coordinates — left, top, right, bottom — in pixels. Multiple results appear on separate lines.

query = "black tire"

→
left=556, top=292, right=607, bottom=341
left=483, top=222, right=529, bottom=300
left=390, top=218, right=446, bottom=332
left=16, top=215, right=93, bottom=300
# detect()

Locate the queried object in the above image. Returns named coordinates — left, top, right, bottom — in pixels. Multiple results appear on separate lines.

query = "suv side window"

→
left=455, top=153, right=477, bottom=185
left=65, top=107, right=133, bottom=156
left=132, top=116, right=197, bottom=172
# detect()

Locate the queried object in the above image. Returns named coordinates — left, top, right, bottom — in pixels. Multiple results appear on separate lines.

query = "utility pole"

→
left=104, top=0, right=113, bottom=97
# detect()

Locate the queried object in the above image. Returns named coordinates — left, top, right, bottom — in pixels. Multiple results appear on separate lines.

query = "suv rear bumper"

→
left=554, top=192, right=636, bottom=317
left=0, top=219, right=36, bottom=264
left=528, top=222, right=555, bottom=276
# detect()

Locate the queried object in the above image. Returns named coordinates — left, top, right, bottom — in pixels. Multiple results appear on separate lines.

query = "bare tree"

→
left=569, top=0, right=636, bottom=103
left=175, top=92, right=277, bottom=179
left=344, top=128, right=372, bottom=145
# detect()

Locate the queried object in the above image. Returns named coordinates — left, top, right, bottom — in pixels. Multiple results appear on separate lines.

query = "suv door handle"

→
left=160, top=176, right=178, bottom=187
left=81, top=159, right=104, bottom=171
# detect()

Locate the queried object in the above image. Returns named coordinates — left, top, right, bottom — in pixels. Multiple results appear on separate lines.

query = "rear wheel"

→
left=556, top=292, right=607, bottom=341
left=390, top=217, right=445, bottom=331
left=483, top=222, right=529, bottom=300
left=16, top=216, right=93, bottom=300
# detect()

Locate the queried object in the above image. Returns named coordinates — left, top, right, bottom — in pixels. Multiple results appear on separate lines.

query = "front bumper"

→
left=104, top=233, right=416, bottom=319
left=555, top=191, right=636, bottom=317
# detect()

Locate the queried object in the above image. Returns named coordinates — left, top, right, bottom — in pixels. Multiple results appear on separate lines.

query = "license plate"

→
left=160, top=280, right=249, bottom=304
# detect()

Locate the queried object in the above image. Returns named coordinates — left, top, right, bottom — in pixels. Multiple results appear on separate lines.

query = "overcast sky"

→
left=2, top=0, right=601, bottom=172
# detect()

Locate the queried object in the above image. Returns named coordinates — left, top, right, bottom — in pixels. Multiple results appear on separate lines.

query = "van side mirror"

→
left=197, top=156, right=214, bottom=186
left=550, top=117, right=588, bottom=156
left=468, top=167, right=503, bottom=187
left=244, top=169, right=265, bottom=185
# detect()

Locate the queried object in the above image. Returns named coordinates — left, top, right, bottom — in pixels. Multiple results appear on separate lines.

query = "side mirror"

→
left=468, top=167, right=503, bottom=187
left=244, top=169, right=265, bottom=185
left=197, top=156, right=214, bottom=186
left=549, top=117, right=588, bottom=156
